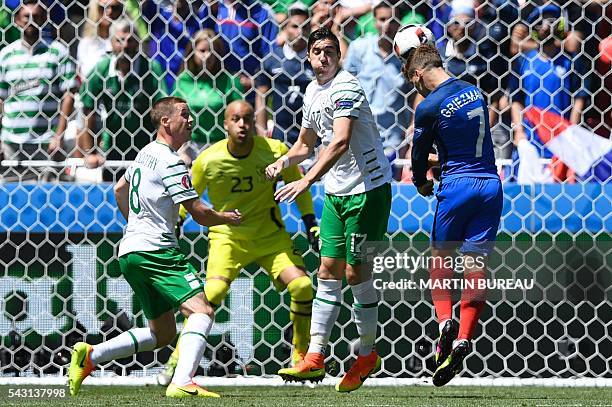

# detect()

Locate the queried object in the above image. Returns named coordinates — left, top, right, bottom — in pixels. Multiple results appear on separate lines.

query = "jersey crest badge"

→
left=181, top=175, right=192, bottom=189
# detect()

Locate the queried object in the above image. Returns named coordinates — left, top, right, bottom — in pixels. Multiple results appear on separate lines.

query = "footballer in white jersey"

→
left=68, top=97, right=241, bottom=400
left=267, top=28, right=391, bottom=393
left=118, top=141, right=198, bottom=257
left=301, top=69, right=392, bottom=195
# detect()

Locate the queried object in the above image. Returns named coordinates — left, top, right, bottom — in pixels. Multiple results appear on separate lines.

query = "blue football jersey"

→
left=411, top=78, right=498, bottom=185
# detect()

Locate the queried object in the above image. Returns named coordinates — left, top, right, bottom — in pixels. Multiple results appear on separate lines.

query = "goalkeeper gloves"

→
left=302, top=214, right=320, bottom=253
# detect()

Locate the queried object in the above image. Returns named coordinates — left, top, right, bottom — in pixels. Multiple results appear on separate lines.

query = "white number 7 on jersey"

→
left=467, top=106, right=485, bottom=158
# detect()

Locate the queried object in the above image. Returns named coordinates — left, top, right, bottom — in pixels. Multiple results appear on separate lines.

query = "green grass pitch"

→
left=1, top=385, right=611, bottom=407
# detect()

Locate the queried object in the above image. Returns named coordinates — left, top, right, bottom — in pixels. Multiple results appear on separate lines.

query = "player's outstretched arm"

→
left=275, top=143, right=320, bottom=250
left=265, top=127, right=317, bottom=180
left=275, top=117, right=353, bottom=203
left=182, top=198, right=242, bottom=227
left=114, top=175, right=130, bottom=221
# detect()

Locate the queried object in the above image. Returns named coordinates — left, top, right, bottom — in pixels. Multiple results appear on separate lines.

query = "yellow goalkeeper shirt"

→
left=182, top=136, right=315, bottom=240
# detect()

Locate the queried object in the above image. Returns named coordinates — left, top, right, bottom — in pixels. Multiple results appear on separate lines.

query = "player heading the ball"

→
left=402, top=42, right=503, bottom=387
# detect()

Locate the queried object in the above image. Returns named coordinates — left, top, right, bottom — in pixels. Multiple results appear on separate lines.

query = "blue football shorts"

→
left=432, top=176, right=503, bottom=255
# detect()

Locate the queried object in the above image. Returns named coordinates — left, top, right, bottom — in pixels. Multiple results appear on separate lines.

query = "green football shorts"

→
left=320, top=182, right=392, bottom=265
left=119, top=248, right=203, bottom=320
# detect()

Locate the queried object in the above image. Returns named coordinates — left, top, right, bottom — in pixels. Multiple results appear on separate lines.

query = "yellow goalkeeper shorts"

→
left=206, top=231, right=304, bottom=291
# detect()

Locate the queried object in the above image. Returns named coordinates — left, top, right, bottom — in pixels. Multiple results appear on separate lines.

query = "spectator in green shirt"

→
left=78, top=18, right=166, bottom=178
left=173, top=29, right=243, bottom=164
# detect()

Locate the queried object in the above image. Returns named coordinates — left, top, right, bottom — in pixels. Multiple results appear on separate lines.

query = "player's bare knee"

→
left=148, top=323, right=176, bottom=348
left=345, top=264, right=364, bottom=285
left=181, top=303, right=215, bottom=320
left=154, top=327, right=176, bottom=348
left=346, top=274, right=360, bottom=286
left=317, top=259, right=343, bottom=280
left=317, top=267, right=335, bottom=280
left=318, top=258, right=344, bottom=280
left=278, top=266, right=307, bottom=287
left=180, top=293, right=215, bottom=320
left=148, top=310, right=177, bottom=348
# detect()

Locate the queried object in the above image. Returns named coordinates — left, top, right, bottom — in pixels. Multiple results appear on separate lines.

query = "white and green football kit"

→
left=118, top=141, right=202, bottom=319
left=302, top=69, right=392, bottom=264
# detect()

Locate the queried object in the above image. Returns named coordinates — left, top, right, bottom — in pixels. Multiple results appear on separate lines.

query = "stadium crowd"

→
left=0, top=0, right=609, bottom=183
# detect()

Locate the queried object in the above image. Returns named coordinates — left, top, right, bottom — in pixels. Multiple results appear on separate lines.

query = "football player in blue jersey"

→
left=402, top=44, right=503, bottom=386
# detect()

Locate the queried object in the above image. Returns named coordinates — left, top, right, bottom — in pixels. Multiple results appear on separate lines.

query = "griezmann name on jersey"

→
left=118, top=141, right=198, bottom=257
left=412, top=78, right=498, bottom=185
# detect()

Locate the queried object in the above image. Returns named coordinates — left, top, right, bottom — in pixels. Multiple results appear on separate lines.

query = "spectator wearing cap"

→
left=427, top=0, right=453, bottom=43
left=441, top=1, right=485, bottom=86
left=78, top=19, right=167, bottom=179
left=440, top=0, right=509, bottom=157
left=255, top=3, right=315, bottom=146
left=0, top=0, right=77, bottom=182
left=343, top=1, right=410, bottom=176
left=508, top=4, right=590, bottom=182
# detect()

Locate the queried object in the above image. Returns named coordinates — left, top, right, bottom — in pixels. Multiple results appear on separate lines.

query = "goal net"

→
left=0, top=0, right=610, bottom=386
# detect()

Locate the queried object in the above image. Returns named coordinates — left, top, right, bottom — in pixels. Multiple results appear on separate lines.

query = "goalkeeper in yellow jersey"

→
left=157, top=100, right=318, bottom=385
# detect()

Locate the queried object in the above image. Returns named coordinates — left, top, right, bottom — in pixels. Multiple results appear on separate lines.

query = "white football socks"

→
left=351, top=279, right=379, bottom=356
left=171, top=313, right=213, bottom=386
left=90, top=327, right=157, bottom=365
left=307, top=278, right=342, bottom=355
